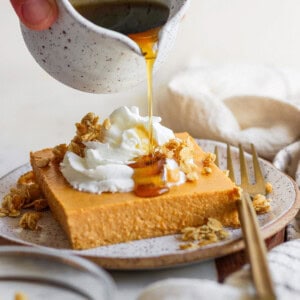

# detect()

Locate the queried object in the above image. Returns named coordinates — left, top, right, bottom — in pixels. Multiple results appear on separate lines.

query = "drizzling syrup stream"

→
left=128, top=28, right=170, bottom=197
left=128, top=27, right=159, bottom=154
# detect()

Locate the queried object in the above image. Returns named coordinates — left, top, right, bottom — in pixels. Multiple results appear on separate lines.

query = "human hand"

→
left=11, top=0, right=58, bottom=31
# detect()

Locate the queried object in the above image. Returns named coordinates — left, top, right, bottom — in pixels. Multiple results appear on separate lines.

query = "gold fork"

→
left=215, top=144, right=276, bottom=300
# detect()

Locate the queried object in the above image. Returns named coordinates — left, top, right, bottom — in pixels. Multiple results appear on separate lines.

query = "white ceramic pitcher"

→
left=21, top=0, right=190, bottom=93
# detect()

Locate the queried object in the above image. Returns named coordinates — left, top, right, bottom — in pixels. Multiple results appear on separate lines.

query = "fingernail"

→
left=21, top=0, right=52, bottom=26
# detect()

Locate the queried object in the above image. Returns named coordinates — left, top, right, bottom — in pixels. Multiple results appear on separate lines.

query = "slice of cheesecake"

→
left=31, top=133, right=240, bottom=250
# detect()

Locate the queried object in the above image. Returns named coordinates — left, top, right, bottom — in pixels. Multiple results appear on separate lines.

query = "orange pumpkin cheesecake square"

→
left=30, top=133, right=240, bottom=250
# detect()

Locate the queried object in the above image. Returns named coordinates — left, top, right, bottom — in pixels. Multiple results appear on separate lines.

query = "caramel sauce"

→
left=129, top=154, right=169, bottom=197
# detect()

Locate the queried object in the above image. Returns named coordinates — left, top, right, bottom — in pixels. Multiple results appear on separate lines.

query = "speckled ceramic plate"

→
left=0, top=246, right=115, bottom=300
left=0, top=140, right=299, bottom=270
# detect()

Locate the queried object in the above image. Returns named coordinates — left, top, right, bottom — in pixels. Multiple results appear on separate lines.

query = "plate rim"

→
left=0, top=245, right=116, bottom=298
left=0, top=140, right=299, bottom=270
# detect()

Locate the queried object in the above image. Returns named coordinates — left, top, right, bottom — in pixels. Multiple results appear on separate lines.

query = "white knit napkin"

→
left=138, top=240, right=300, bottom=300
left=157, top=64, right=300, bottom=160
left=273, top=140, right=300, bottom=240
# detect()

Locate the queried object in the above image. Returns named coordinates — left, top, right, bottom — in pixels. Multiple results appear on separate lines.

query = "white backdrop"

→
left=1, top=0, right=300, bottom=176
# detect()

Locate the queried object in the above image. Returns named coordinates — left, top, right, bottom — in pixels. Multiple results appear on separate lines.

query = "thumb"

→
left=10, top=0, right=58, bottom=31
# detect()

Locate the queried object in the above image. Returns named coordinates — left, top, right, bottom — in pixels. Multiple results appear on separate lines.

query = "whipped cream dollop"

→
left=61, top=106, right=185, bottom=194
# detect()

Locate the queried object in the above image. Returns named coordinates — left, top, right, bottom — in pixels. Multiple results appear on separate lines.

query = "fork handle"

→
left=237, top=192, right=277, bottom=300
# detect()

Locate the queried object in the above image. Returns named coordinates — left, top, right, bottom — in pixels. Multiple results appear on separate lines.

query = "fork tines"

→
left=214, top=143, right=276, bottom=300
left=238, top=144, right=266, bottom=197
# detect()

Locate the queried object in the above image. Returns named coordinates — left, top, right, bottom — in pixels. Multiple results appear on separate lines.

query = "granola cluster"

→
left=250, top=182, right=273, bottom=214
left=201, top=152, right=216, bottom=175
left=0, top=171, right=47, bottom=230
left=68, top=112, right=103, bottom=157
left=179, top=218, right=230, bottom=250
left=252, top=194, right=271, bottom=214
left=19, top=212, right=42, bottom=230
left=159, top=137, right=199, bottom=181
left=51, top=113, right=114, bottom=162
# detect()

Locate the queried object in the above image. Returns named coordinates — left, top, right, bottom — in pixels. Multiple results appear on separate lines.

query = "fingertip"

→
left=11, top=0, right=58, bottom=31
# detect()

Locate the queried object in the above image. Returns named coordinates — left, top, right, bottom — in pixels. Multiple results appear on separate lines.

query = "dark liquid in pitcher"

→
left=72, top=1, right=170, bottom=35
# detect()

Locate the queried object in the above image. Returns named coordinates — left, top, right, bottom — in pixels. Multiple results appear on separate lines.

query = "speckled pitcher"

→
left=21, top=0, right=190, bottom=93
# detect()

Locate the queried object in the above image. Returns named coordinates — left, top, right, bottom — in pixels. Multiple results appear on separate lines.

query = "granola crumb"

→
left=207, top=218, right=223, bottom=231
left=253, top=194, right=271, bottom=214
left=218, top=229, right=230, bottom=240
left=8, top=210, right=21, bottom=218
left=103, top=118, right=111, bottom=130
left=202, top=152, right=216, bottom=167
left=35, top=156, right=51, bottom=168
left=0, top=211, right=7, bottom=217
left=19, top=212, right=42, bottom=230
left=15, top=292, right=28, bottom=300
left=17, top=171, right=35, bottom=186
left=201, top=166, right=212, bottom=175
left=198, top=239, right=214, bottom=246
left=265, top=182, right=273, bottom=194
left=1, top=191, right=24, bottom=216
left=186, top=171, right=199, bottom=181
left=179, top=218, right=230, bottom=250
left=201, top=152, right=216, bottom=175
left=179, top=242, right=199, bottom=250
left=52, top=143, right=68, bottom=163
